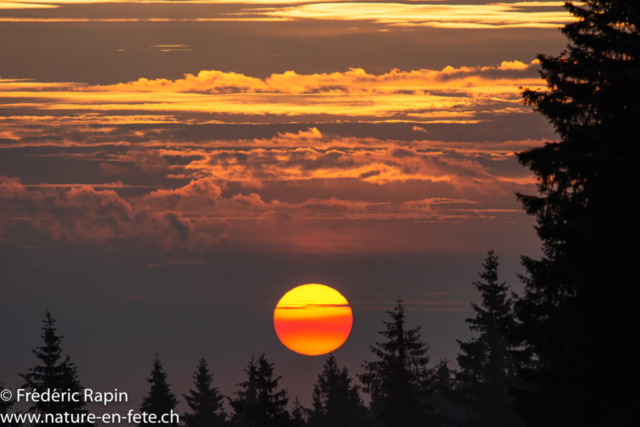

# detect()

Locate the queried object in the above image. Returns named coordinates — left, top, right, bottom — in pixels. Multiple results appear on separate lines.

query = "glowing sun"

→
left=274, top=284, right=353, bottom=356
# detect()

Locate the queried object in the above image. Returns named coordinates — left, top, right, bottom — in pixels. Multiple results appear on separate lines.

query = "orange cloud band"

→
left=0, top=61, right=544, bottom=127
left=83, top=61, right=541, bottom=94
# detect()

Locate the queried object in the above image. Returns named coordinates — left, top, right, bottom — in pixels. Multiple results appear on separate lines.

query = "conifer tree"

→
left=0, top=382, right=13, bottom=414
left=307, top=355, right=367, bottom=427
left=428, top=360, right=458, bottom=427
left=139, top=354, right=178, bottom=427
left=1, top=381, right=20, bottom=427
left=359, top=301, right=431, bottom=427
left=184, top=359, right=226, bottom=427
left=20, top=312, right=91, bottom=427
left=229, top=357, right=258, bottom=427
left=290, top=398, right=307, bottom=427
left=514, top=1, right=640, bottom=426
left=453, top=251, right=519, bottom=427
left=229, top=354, right=289, bottom=427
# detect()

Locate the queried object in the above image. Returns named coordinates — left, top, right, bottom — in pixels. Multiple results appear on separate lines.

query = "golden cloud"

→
left=86, top=61, right=541, bottom=94
left=0, top=61, right=544, bottom=127
left=259, top=2, right=575, bottom=29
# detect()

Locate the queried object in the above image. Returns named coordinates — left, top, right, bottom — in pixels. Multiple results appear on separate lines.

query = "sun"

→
left=274, top=284, right=353, bottom=356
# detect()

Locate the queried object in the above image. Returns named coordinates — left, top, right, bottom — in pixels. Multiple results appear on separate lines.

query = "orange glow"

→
left=274, top=284, right=353, bottom=356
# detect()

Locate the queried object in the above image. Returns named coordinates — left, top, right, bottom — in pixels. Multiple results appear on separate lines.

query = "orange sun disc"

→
left=274, top=284, right=353, bottom=356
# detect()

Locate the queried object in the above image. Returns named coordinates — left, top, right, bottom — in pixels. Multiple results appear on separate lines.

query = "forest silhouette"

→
left=2, top=249, right=521, bottom=427
left=2, top=1, right=639, bottom=426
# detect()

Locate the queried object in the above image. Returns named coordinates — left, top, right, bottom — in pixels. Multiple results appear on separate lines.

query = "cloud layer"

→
left=263, top=2, right=574, bottom=29
left=0, top=0, right=574, bottom=30
left=0, top=123, right=541, bottom=253
left=0, top=61, right=544, bottom=127
left=0, top=60, right=548, bottom=253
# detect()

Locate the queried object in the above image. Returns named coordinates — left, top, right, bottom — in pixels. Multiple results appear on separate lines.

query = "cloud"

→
left=146, top=259, right=210, bottom=266
left=85, top=61, right=542, bottom=95
left=353, top=299, right=472, bottom=312
left=0, top=173, right=532, bottom=252
left=0, top=0, right=391, bottom=8
left=0, top=1, right=56, bottom=8
left=260, top=2, right=574, bottom=29
left=0, top=17, right=291, bottom=22
left=23, top=182, right=155, bottom=189
left=0, top=61, right=545, bottom=130
left=0, top=1, right=572, bottom=29
left=0, top=59, right=546, bottom=254
left=0, top=175, right=223, bottom=250
left=170, top=137, right=542, bottom=187
left=0, top=117, right=544, bottom=190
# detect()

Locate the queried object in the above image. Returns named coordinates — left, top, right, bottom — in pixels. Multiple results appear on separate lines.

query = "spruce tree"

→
left=184, top=359, right=226, bottom=427
left=307, top=355, right=367, bottom=427
left=453, top=251, right=519, bottom=427
left=0, top=382, right=13, bottom=414
left=515, top=1, right=640, bottom=426
left=290, top=398, right=307, bottom=427
left=20, top=312, right=91, bottom=427
left=229, top=357, right=258, bottom=427
left=428, top=360, right=458, bottom=427
left=1, top=381, right=20, bottom=427
left=139, top=354, right=178, bottom=427
left=359, top=301, right=431, bottom=427
left=229, top=354, right=289, bottom=427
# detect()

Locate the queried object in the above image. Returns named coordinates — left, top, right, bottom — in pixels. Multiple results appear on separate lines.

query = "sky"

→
left=1, top=0, right=568, bottom=413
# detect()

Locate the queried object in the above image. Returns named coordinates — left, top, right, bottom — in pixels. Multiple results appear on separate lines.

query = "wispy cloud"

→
left=260, top=2, right=574, bottom=29
left=23, top=182, right=157, bottom=188
left=0, top=17, right=292, bottom=22
left=147, top=259, right=210, bottom=266
left=0, top=0, right=573, bottom=31
left=353, top=299, right=472, bottom=312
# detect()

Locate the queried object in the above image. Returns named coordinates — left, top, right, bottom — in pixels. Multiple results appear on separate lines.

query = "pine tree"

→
left=184, top=359, right=226, bottom=427
left=428, top=360, right=458, bottom=427
left=514, top=1, right=640, bottom=426
left=229, top=354, right=289, bottom=427
left=290, top=398, right=307, bottom=427
left=1, top=381, right=20, bottom=427
left=20, top=312, right=91, bottom=427
left=452, top=251, right=519, bottom=427
left=229, top=357, right=258, bottom=427
left=307, top=355, right=367, bottom=427
left=139, top=354, right=178, bottom=427
left=359, top=301, right=431, bottom=427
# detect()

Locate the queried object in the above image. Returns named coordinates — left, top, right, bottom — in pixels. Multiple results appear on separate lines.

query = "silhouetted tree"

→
left=184, top=359, right=226, bottom=427
left=359, top=301, right=432, bottom=427
left=1, top=381, right=20, bottom=427
left=514, top=1, right=640, bottom=426
left=20, top=312, right=91, bottom=427
left=290, top=398, right=307, bottom=427
left=307, top=354, right=367, bottom=427
left=452, top=251, right=519, bottom=427
left=229, top=357, right=258, bottom=427
left=229, top=354, right=289, bottom=427
left=428, top=360, right=459, bottom=427
left=139, top=354, right=178, bottom=427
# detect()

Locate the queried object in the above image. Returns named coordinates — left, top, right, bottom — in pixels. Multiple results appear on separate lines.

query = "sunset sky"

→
left=1, top=0, right=568, bottom=409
